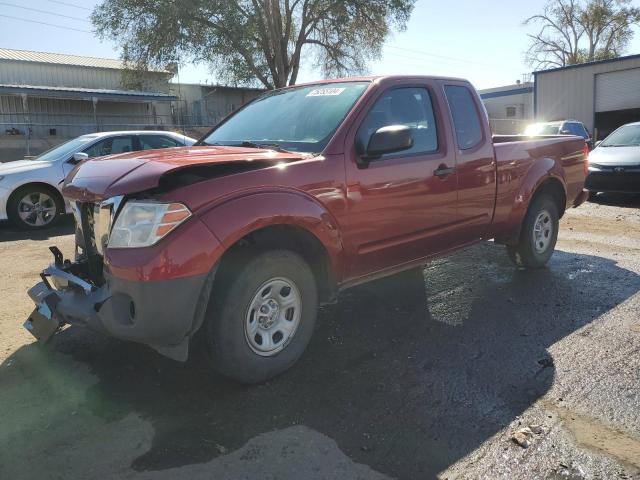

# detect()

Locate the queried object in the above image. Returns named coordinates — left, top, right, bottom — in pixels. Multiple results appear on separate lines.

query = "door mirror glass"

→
left=363, top=125, right=413, bottom=161
left=69, top=152, right=89, bottom=164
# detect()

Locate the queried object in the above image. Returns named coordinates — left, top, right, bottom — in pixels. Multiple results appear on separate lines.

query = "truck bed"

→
left=490, top=135, right=588, bottom=242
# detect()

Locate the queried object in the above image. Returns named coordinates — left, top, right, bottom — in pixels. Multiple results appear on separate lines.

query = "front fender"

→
left=198, top=190, right=345, bottom=281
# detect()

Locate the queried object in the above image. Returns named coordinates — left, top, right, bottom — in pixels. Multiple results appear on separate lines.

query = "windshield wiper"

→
left=200, top=140, right=291, bottom=153
left=237, top=140, right=292, bottom=153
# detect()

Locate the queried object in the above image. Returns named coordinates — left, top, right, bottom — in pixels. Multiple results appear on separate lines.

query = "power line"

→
left=0, top=14, right=93, bottom=33
left=386, top=45, right=503, bottom=69
left=386, top=50, right=509, bottom=71
left=0, top=2, right=90, bottom=22
left=46, top=0, right=92, bottom=11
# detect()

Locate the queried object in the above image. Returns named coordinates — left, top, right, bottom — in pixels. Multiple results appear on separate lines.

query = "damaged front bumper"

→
left=24, top=248, right=213, bottom=361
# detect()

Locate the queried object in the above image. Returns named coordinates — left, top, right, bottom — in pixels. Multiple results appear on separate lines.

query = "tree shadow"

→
left=2, top=243, right=639, bottom=479
left=0, top=215, right=75, bottom=242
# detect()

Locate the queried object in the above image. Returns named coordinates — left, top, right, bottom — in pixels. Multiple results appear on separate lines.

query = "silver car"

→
left=0, top=131, right=196, bottom=229
left=586, top=122, right=640, bottom=195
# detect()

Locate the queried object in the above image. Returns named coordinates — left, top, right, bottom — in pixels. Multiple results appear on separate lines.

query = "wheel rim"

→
left=17, top=192, right=57, bottom=227
left=245, top=277, right=302, bottom=357
left=532, top=209, right=553, bottom=254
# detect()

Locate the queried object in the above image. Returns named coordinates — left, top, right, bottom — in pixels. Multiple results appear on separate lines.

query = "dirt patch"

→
left=546, top=403, right=640, bottom=471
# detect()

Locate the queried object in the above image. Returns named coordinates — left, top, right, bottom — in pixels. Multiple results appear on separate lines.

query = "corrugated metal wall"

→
left=0, top=60, right=169, bottom=92
left=535, top=56, right=640, bottom=133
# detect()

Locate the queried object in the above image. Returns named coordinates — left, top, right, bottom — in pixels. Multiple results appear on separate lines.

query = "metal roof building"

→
left=534, top=54, right=640, bottom=140
left=0, top=48, right=176, bottom=154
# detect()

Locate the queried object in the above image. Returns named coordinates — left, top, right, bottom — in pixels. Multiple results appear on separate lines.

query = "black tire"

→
left=506, top=194, right=559, bottom=270
left=205, top=249, right=318, bottom=384
left=7, top=184, right=63, bottom=230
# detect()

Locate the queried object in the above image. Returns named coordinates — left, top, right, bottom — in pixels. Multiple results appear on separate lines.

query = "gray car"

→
left=586, top=122, right=640, bottom=195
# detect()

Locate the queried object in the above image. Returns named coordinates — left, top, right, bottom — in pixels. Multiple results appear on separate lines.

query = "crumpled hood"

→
left=589, top=145, right=640, bottom=166
left=62, top=146, right=309, bottom=202
left=0, top=159, right=51, bottom=175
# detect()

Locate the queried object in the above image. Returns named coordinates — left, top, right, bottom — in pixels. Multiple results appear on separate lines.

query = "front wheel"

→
left=204, top=249, right=318, bottom=384
left=7, top=185, right=64, bottom=230
left=506, top=194, right=559, bottom=270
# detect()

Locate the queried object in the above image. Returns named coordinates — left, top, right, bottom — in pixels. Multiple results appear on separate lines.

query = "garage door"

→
left=595, top=68, right=640, bottom=112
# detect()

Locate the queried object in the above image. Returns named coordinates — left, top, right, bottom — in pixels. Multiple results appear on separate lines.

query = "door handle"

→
left=434, top=165, right=455, bottom=178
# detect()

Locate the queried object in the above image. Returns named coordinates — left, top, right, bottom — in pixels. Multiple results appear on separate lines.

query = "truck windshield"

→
left=600, top=124, right=640, bottom=147
left=202, top=81, right=370, bottom=153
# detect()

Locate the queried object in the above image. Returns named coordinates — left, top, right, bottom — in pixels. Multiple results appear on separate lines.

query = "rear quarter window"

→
left=444, top=85, right=483, bottom=150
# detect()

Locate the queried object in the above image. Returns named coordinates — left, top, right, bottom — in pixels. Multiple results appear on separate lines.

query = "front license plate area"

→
left=24, top=303, right=60, bottom=343
left=24, top=284, right=61, bottom=343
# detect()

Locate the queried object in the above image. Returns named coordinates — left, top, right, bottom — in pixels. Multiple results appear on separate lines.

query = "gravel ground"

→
left=0, top=195, right=639, bottom=480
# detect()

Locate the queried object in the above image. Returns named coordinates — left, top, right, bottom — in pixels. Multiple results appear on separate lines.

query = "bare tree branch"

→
left=524, top=0, right=640, bottom=70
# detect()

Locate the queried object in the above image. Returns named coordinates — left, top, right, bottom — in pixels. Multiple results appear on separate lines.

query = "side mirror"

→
left=359, top=125, right=413, bottom=164
left=560, top=129, right=572, bottom=135
left=69, top=152, right=89, bottom=164
left=594, top=140, right=602, bottom=148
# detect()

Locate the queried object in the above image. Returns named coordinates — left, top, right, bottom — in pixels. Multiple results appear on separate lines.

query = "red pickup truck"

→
left=25, top=76, right=588, bottom=383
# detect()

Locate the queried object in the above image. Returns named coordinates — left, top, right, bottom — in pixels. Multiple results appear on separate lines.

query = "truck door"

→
left=343, top=83, right=459, bottom=279
left=443, top=83, right=496, bottom=244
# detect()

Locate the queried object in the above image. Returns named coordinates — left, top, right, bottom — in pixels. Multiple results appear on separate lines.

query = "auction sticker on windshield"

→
left=307, top=88, right=346, bottom=97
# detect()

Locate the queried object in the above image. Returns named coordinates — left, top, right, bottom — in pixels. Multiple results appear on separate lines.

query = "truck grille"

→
left=81, top=202, right=97, bottom=253
left=93, top=203, right=112, bottom=255
left=78, top=202, right=105, bottom=285
left=586, top=171, right=640, bottom=193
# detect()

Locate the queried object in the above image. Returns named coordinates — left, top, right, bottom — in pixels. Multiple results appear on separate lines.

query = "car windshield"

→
left=202, top=81, right=370, bottom=153
left=524, top=123, right=562, bottom=136
left=35, top=136, right=98, bottom=161
left=600, top=124, right=640, bottom=147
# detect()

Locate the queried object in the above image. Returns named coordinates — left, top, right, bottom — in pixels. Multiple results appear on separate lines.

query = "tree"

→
left=92, top=0, right=415, bottom=89
left=524, top=0, right=640, bottom=70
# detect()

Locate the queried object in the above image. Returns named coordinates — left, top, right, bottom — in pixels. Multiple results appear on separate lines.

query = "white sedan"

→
left=0, top=130, right=196, bottom=229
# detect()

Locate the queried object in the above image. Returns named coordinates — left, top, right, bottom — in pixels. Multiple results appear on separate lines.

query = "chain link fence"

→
left=0, top=112, right=213, bottom=160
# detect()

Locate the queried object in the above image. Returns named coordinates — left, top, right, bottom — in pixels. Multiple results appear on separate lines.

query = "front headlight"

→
left=108, top=201, right=191, bottom=248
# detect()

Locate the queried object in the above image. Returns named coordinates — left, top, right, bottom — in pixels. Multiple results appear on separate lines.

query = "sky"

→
left=1, top=0, right=640, bottom=90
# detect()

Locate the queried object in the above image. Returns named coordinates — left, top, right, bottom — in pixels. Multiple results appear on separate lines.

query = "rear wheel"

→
left=7, top=185, right=63, bottom=230
left=506, top=194, right=559, bottom=270
left=204, top=249, right=318, bottom=384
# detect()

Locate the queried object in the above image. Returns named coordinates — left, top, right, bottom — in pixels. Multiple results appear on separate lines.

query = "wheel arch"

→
left=496, top=164, right=567, bottom=246
left=217, top=224, right=338, bottom=304
left=199, top=191, right=345, bottom=303
left=532, top=176, right=566, bottom=218
left=6, top=181, right=65, bottom=215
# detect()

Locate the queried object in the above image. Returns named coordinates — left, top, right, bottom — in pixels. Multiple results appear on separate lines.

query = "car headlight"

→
left=108, top=201, right=191, bottom=248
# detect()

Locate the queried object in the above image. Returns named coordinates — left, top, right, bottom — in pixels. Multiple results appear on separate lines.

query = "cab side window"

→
left=139, top=135, right=182, bottom=150
left=444, top=85, right=483, bottom=150
left=83, top=136, right=135, bottom=157
left=356, top=87, right=438, bottom=159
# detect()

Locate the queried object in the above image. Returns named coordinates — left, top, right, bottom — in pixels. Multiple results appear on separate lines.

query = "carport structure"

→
left=0, top=84, right=176, bottom=135
left=534, top=54, right=640, bottom=141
